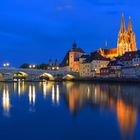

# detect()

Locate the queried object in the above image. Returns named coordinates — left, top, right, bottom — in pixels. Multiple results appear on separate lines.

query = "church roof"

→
left=108, top=60, right=124, bottom=67
left=70, top=42, right=85, bottom=53
left=59, top=52, right=69, bottom=67
left=90, top=51, right=110, bottom=61
left=117, top=50, right=140, bottom=61
left=71, top=47, right=85, bottom=53
left=81, top=54, right=90, bottom=58
left=100, top=48, right=117, bottom=55
left=60, top=42, right=85, bottom=67
left=82, top=51, right=110, bottom=63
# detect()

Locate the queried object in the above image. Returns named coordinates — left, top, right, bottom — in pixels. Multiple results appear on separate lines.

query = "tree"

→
left=37, top=64, right=49, bottom=70
left=20, top=63, right=30, bottom=68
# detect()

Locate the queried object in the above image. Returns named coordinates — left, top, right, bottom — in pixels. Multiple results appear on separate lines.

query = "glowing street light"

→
left=29, top=65, right=36, bottom=69
left=7, top=63, right=10, bottom=67
left=3, top=63, right=10, bottom=68
left=29, top=65, right=32, bottom=69
left=33, top=65, right=36, bottom=68
left=3, top=64, right=6, bottom=67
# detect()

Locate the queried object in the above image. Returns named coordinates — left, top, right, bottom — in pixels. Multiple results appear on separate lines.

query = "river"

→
left=0, top=81, right=140, bottom=140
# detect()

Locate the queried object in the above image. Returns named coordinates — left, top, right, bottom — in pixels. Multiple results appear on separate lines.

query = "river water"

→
left=0, top=81, right=140, bottom=140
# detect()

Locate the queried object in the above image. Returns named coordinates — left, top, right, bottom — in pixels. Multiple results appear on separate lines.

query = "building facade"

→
left=79, top=51, right=109, bottom=77
left=79, top=62, right=92, bottom=77
left=90, top=52, right=110, bottom=74
left=60, top=42, right=85, bottom=72
left=99, top=15, right=137, bottom=59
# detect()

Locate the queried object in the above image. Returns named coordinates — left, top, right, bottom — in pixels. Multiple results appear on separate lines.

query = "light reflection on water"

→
left=0, top=82, right=140, bottom=140
left=29, top=84, right=36, bottom=106
left=2, top=84, right=10, bottom=114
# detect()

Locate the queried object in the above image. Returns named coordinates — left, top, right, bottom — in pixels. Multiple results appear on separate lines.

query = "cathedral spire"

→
left=128, top=16, right=133, bottom=33
left=120, top=14, right=126, bottom=33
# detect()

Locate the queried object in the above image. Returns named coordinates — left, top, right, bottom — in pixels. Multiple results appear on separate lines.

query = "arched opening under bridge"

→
left=63, top=74, right=76, bottom=80
left=13, top=72, right=28, bottom=81
left=39, top=73, right=55, bottom=81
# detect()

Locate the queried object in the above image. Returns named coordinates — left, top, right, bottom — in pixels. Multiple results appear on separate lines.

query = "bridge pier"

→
left=2, top=73, right=13, bottom=81
left=28, top=74, right=40, bottom=81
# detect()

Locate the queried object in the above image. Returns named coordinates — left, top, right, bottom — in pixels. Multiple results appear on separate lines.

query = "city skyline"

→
left=1, top=1, right=140, bottom=140
left=0, top=0, right=140, bottom=66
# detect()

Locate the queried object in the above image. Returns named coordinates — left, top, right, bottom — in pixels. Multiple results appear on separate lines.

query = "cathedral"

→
left=99, top=15, right=137, bottom=59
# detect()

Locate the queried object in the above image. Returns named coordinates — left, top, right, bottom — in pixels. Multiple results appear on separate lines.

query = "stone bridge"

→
left=0, top=68, right=79, bottom=81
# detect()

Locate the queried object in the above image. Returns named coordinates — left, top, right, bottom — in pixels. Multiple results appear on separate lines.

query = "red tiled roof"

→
left=100, top=48, right=117, bottom=55
left=117, top=50, right=140, bottom=61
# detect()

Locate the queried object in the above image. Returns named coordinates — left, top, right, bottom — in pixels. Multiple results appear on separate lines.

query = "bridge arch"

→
left=13, top=71, right=29, bottom=81
left=39, top=73, right=55, bottom=81
left=63, top=74, right=76, bottom=80
left=0, top=73, right=4, bottom=81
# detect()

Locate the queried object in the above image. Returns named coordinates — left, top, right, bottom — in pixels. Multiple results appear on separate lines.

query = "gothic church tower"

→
left=117, top=15, right=137, bottom=56
left=127, top=17, right=137, bottom=52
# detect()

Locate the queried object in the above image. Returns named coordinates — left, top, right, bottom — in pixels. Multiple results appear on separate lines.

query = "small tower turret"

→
left=49, top=58, right=53, bottom=66
left=55, top=59, right=59, bottom=66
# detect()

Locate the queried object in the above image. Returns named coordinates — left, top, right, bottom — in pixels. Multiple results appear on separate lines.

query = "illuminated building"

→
left=99, top=15, right=137, bottom=58
left=79, top=54, right=92, bottom=77
left=99, top=48, right=118, bottom=59
left=60, top=15, right=137, bottom=75
left=90, top=51, right=110, bottom=74
left=60, top=42, right=85, bottom=72
left=118, top=15, right=137, bottom=56
left=80, top=61, right=92, bottom=77
left=79, top=51, right=110, bottom=76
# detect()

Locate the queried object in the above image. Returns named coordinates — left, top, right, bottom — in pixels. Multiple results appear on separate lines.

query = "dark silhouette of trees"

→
left=20, top=63, right=30, bottom=68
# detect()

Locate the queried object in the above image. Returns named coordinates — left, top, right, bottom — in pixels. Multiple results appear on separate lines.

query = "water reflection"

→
left=56, top=85, right=60, bottom=104
left=13, top=82, right=27, bottom=96
left=117, top=99, right=137, bottom=140
left=39, top=82, right=53, bottom=98
left=52, top=85, right=55, bottom=103
left=2, top=84, right=10, bottom=114
left=0, top=82, right=139, bottom=139
left=62, top=82, right=138, bottom=139
left=29, top=84, right=36, bottom=106
left=51, top=84, right=60, bottom=104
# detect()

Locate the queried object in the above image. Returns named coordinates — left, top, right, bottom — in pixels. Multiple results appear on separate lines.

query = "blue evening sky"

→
left=0, top=0, right=140, bottom=66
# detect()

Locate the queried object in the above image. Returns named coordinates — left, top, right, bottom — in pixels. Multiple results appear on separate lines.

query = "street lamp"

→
left=7, top=63, right=10, bottom=67
left=29, top=65, right=32, bottom=69
left=29, top=65, right=36, bottom=69
left=3, top=64, right=6, bottom=67
left=3, top=63, right=10, bottom=68
left=33, top=65, right=36, bottom=68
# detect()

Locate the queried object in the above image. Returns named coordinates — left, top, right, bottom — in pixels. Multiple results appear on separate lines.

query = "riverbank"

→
left=1, top=77, right=140, bottom=83
left=73, top=77, right=140, bottom=83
